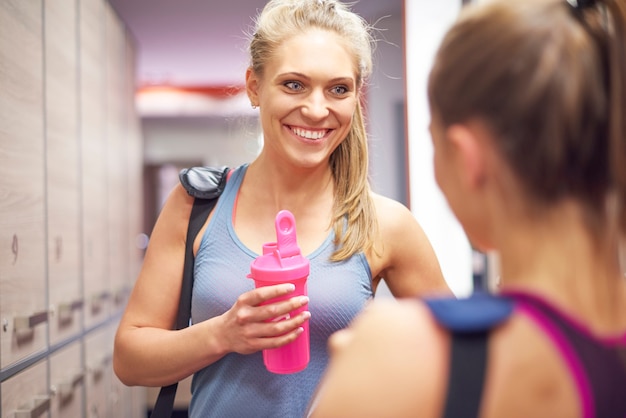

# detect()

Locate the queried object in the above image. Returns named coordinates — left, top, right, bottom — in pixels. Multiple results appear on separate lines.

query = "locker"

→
left=80, top=0, right=111, bottom=330
left=84, top=326, right=112, bottom=418
left=0, top=0, right=48, bottom=370
left=1, top=360, right=49, bottom=418
left=105, top=3, right=131, bottom=318
left=45, top=0, right=83, bottom=346
left=49, top=342, right=84, bottom=418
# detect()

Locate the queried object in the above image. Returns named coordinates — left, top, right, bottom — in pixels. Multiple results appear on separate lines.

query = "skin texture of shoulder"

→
left=310, top=299, right=449, bottom=418
left=368, top=192, right=450, bottom=297
left=311, top=298, right=581, bottom=418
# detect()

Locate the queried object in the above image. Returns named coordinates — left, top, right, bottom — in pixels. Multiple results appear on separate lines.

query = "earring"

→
left=251, top=103, right=258, bottom=109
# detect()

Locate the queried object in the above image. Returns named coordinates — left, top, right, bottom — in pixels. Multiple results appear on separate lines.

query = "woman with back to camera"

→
left=310, top=0, right=626, bottom=417
left=113, top=0, right=450, bottom=417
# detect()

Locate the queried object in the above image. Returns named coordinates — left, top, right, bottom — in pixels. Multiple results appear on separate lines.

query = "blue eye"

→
left=331, top=86, right=349, bottom=95
left=284, top=81, right=303, bottom=91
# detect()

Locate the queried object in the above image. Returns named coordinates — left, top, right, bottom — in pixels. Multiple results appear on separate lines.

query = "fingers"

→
left=257, top=310, right=311, bottom=349
left=242, top=283, right=297, bottom=306
left=235, top=296, right=310, bottom=334
left=328, top=328, right=353, bottom=355
left=224, top=285, right=311, bottom=355
left=229, top=308, right=311, bottom=354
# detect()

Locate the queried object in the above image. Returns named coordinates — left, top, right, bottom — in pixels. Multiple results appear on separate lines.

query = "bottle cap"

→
left=248, top=210, right=310, bottom=282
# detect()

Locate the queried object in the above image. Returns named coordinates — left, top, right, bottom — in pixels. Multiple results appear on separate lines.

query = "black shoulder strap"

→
left=443, top=331, right=488, bottom=418
left=150, top=167, right=228, bottom=418
left=423, top=293, right=514, bottom=418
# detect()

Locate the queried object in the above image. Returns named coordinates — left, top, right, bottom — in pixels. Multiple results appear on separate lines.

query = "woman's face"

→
left=249, top=28, right=359, bottom=169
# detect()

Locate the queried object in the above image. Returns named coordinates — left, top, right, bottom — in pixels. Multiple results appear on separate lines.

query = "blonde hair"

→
left=249, top=0, right=378, bottom=261
left=429, top=0, right=626, bottom=235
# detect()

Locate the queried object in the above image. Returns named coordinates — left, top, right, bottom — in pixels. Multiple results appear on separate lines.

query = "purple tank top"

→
left=507, top=291, right=626, bottom=418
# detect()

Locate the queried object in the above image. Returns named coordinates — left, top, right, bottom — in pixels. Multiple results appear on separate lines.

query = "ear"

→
left=245, top=67, right=260, bottom=107
left=445, top=124, right=486, bottom=190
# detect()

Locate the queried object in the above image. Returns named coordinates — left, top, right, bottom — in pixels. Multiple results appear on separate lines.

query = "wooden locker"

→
left=1, top=360, right=50, bottom=418
left=84, top=326, right=112, bottom=418
left=125, top=35, right=144, bottom=306
left=0, top=0, right=48, bottom=370
left=49, top=342, right=84, bottom=418
left=105, top=3, right=130, bottom=317
left=80, top=0, right=111, bottom=329
left=45, top=0, right=83, bottom=347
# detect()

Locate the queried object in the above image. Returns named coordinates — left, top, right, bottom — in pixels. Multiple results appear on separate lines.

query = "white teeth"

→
left=292, top=127, right=326, bottom=140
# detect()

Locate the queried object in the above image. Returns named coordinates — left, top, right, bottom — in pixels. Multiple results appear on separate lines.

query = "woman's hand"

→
left=217, top=283, right=311, bottom=355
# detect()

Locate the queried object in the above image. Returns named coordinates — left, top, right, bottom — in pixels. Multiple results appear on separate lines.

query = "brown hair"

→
left=428, top=0, right=626, bottom=233
left=249, top=0, right=378, bottom=260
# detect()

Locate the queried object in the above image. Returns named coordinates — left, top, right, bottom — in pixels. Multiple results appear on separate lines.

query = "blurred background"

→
left=0, top=0, right=483, bottom=416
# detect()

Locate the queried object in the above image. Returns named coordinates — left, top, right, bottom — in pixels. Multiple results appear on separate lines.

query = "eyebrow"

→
left=278, top=72, right=355, bottom=85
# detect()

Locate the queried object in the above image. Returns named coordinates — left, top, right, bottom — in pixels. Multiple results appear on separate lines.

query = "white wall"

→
left=368, top=14, right=408, bottom=205
left=405, top=0, right=473, bottom=296
left=142, top=115, right=261, bottom=168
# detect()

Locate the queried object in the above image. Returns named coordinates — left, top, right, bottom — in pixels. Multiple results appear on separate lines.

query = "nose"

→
left=301, top=89, right=330, bottom=121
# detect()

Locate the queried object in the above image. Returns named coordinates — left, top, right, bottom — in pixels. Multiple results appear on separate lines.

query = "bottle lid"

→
left=249, top=210, right=310, bottom=282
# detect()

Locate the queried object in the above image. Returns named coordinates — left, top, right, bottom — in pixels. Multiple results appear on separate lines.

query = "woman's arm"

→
left=370, top=193, right=452, bottom=298
left=113, top=184, right=310, bottom=387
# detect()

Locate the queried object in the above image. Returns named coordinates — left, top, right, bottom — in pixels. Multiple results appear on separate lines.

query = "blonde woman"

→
left=113, top=1, right=449, bottom=416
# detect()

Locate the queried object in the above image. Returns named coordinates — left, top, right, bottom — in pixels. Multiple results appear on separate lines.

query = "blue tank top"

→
left=189, top=164, right=374, bottom=418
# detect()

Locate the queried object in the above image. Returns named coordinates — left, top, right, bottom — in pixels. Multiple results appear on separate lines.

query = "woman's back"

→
left=483, top=290, right=626, bottom=418
left=310, top=285, right=626, bottom=418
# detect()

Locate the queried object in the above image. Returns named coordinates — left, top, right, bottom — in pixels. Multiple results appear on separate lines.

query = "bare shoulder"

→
left=368, top=192, right=449, bottom=297
left=370, top=191, right=434, bottom=253
left=371, top=192, right=417, bottom=232
left=482, top=312, right=580, bottom=418
left=312, top=299, right=449, bottom=418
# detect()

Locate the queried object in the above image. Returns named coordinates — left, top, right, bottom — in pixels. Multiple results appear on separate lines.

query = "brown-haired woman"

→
left=311, top=0, right=626, bottom=417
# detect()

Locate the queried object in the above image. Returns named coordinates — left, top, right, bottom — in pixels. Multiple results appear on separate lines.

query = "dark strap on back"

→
left=423, top=293, right=514, bottom=418
left=150, top=169, right=227, bottom=418
left=443, top=331, right=488, bottom=418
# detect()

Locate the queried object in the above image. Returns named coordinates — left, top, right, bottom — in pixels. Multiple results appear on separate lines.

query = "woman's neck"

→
left=495, top=200, right=626, bottom=333
left=245, top=156, right=334, bottom=211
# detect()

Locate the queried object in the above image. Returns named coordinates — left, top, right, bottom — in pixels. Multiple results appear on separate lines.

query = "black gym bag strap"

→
left=150, top=196, right=219, bottom=418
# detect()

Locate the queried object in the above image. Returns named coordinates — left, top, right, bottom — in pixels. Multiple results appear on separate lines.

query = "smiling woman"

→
left=113, top=1, right=451, bottom=417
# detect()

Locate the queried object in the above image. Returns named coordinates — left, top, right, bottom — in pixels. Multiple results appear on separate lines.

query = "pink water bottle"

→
left=247, top=210, right=310, bottom=374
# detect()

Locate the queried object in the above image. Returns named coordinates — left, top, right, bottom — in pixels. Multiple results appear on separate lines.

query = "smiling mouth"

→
left=289, top=126, right=329, bottom=140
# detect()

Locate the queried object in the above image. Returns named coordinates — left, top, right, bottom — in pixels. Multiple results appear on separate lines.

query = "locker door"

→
left=49, top=342, right=84, bottom=418
left=45, top=0, right=83, bottom=347
left=0, top=0, right=48, bottom=369
left=80, top=0, right=110, bottom=330
left=105, top=3, right=130, bottom=318
left=84, top=326, right=111, bottom=418
left=1, top=360, right=50, bottom=418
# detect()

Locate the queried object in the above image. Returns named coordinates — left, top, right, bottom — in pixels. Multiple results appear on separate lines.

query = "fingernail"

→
left=299, top=296, right=309, bottom=304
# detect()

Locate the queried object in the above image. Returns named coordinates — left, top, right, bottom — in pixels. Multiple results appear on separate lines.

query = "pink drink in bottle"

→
left=247, top=210, right=310, bottom=374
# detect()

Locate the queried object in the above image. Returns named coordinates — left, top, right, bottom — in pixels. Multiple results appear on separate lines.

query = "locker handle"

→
left=53, top=370, right=85, bottom=399
left=114, top=287, right=129, bottom=306
left=14, top=395, right=51, bottom=418
left=89, top=355, right=110, bottom=382
left=57, top=299, right=84, bottom=322
left=90, top=291, right=111, bottom=314
left=14, top=311, right=49, bottom=332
